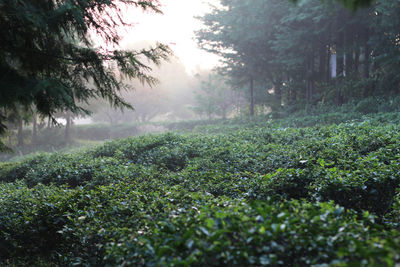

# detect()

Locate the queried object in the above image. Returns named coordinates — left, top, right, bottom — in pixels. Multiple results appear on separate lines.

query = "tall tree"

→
left=197, top=0, right=399, bottom=112
left=196, top=0, right=287, bottom=114
left=0, top=0, right=171, bottom=148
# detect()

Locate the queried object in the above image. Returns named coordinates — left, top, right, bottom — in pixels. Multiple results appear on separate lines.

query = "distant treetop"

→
left=292, top=0, right=374, bottom=10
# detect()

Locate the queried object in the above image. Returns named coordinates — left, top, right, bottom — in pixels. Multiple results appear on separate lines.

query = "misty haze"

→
left=1, top=0, right=400, bottom=265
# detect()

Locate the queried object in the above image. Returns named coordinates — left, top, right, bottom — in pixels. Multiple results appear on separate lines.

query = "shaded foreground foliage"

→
left=1, top=112, right=400, bottom=265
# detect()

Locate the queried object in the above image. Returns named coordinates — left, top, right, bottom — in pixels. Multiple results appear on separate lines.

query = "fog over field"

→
left=2, top=0, right=400, bottom=265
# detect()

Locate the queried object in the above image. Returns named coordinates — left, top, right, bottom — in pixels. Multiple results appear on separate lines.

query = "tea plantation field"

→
left=1, top=112, right=400, bottom=266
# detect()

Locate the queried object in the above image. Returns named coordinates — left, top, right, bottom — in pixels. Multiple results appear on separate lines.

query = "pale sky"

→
left=117, top=0, right=220, bottom=75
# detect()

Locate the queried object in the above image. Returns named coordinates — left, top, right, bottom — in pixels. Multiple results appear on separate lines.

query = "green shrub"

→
left=2, top=111, right=400, bottom=265
left=355, top=97, right=381, bottom=114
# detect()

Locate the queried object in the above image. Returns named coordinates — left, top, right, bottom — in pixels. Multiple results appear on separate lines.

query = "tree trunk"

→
left=305, top=55, right=314, bottom=105
left=275, top=77, right=282, bottom=109
left=363, top=29, right=370, bottom=97
left=304, top=60, right=309, bottom=103
left=5, top=120, right=12, bottom=146
left=335, top=50, right=342, bottom=106
left=8, top=133, right=12, bottom=147
left=363, top=31, right=370, bottom=80
left=291, top=86, right=297, bottom=105
left=249, top=76, right=254, bottom=116
left=17, top=119, right=23, bottom=147
left=319, top=45, right=327, bottom=83
left=65, top=113, right=72, bottom=142
left=310, top=55, right=315, bottom=103
left=326, top=46, right=331, bottom=84
left=346, top=50, right=353, bottom=78
left=337, top=51, right=344, bottom=78
left=336, top=31, right=345, bottom=106
left=354, top=46, right=360, bottom=78
left=32, top=110, right=37, bottom=144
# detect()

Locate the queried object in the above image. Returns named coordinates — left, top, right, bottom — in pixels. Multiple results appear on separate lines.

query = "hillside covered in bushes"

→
left=1, top=111, right=400, bottom=265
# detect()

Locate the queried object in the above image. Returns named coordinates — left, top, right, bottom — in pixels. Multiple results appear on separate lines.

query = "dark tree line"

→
left=196, top=0, right=400, bottom=115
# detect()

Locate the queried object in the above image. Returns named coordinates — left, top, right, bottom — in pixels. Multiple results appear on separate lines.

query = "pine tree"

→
left=0, top=0, right=171, bottom=148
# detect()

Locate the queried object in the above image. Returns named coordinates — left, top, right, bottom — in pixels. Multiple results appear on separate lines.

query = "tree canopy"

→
left=196, top=0, right=400, bottom=115
left=0, top=0, right=170, bottom=137
left=293, top=0, right=375, bottom=10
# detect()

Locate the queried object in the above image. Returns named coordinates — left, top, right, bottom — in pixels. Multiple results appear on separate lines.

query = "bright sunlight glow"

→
left=117, top=0, right=220, bottom=75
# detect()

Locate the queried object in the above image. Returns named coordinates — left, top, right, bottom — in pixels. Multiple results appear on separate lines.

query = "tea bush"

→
left=1, top=111, right=400, bottom=265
